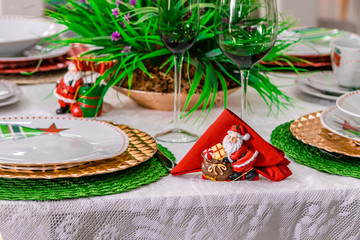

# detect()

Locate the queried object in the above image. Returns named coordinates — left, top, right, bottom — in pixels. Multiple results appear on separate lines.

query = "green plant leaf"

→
left=204, top=49, right=222, bottom=58
left=182, top=62, right=203, bottom=116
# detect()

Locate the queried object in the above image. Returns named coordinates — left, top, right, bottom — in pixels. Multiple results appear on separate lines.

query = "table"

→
left=0, top=73, right=359, bottom=240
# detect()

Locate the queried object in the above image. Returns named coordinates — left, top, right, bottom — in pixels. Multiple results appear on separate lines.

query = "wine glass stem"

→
left=240, top=69, right=249, bottom=119
left=173, top=53, right=184, bottom=129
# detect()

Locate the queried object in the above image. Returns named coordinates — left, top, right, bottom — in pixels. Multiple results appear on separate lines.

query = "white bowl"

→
left=0, top=16, right=66, bottom=57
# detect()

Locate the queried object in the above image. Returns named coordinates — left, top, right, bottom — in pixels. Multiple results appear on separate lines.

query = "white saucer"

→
left=336, top=90, right=360, bottom=118
left=305, top=71, right=357, bottom=95
left=0, top=80, right=14, bottom=101
left=0, top=81, right=22, bottom=107
left=286, top=28, right=347, bottom=56
left=296, top=75, right=338, bottom=101
left=320, top=106, right=360, bottom=142
left=282, top=27, right=360, bottom=57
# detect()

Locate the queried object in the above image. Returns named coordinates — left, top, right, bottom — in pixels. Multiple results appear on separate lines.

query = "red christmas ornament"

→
left=70, top=103, right=83, bottom=117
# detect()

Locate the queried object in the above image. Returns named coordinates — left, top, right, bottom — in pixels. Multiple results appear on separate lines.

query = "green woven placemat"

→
left=0, top=144, right=174, bottom=201
left=271, top=121, right=360, bottom=179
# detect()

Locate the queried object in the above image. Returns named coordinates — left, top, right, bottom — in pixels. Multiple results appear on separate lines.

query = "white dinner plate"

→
left=0, top=117, right=129, bottom=165
left=320, top=106, right=360, bottom=142
left=336, top=90, right=360, bottom=118
left=295, top=75, right=338, bottom=101
left=0, top=81, right=22, bottom=107
left=0, top=46, right=70, bottom=62
left=304, top=72, right=353, bottom=95
left=288, top=41, right=333, bottom=56
left=282, top=27, right=359, bottom=56
left=0, top=80, right=13, bottom=100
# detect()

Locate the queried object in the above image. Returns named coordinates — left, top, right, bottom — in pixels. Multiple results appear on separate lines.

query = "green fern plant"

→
left=46, top=0, right=302, bottom=121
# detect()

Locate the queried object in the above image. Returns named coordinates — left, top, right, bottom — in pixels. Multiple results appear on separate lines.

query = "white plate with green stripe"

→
left=0, top=117, right=129, bottom=167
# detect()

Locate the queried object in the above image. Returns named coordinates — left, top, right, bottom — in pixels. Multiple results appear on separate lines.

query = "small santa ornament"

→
left=222, top=124, right=258, bottom=181
left=170, top=109, right=292, bottom=182
left=54, top=63, right=84, bottom=114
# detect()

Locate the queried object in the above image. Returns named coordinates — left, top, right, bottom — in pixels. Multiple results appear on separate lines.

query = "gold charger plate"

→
left=290, top=111, right=360, bottom=157
left=0, top=124, right=157, bottom=179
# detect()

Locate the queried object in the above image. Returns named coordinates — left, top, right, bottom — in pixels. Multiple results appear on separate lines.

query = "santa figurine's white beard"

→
left=223, top=136, right=243, bottom=159
left=63, top=72, right=82, bottom=86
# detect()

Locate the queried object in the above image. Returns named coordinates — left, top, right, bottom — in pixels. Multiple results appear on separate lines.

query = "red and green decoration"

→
left=332, top=47, right=342, bottom=67
left=72, top=59, right=115, bottom=118
left=54, top=58, right=115, bottom=118
left=71, top=85, right=105, bottom=118
left=0, top=123, right=67, bottom=141
left=171, top=108, right=292, bottom=182
left=46, top=0, right=303, bottom=121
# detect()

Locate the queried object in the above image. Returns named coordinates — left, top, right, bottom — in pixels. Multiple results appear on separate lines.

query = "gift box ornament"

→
left=211, top=143, right=226, bottom=160
left=70, top=85, right=105, bottom=118
left=171, top=108, right=292, bottom=182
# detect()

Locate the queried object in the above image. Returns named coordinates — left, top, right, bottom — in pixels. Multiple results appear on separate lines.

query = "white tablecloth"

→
left=0, top=73, right=359, bottom=240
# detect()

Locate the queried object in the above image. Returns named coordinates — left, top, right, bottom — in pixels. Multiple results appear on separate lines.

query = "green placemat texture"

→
left=0, top=144, right=174, bottom=201
left=271, top=121, right=360, bottom=179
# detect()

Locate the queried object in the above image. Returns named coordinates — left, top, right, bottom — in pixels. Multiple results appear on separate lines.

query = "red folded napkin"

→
left=170, top=108, right=292, bottom=181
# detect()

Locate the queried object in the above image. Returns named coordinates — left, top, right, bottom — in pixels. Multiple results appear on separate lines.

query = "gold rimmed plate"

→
left=0, top=124, right=157, bottom=179
left=290, top=111, right=360, bottom=158
left=0, top=116, right=129, bottom=168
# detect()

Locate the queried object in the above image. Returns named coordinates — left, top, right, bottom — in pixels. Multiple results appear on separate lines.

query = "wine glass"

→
left=156, top=0, right=200, bottom=143
left=215, top=0, right=278, bottom=119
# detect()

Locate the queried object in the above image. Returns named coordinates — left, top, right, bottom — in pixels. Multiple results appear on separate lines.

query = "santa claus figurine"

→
left=222, top=124, right=259, bottom=181
left=54, top=63, right=83, bottom=114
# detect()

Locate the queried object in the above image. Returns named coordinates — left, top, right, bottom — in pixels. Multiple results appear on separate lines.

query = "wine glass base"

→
left=155, top=128, right=198, bottom=143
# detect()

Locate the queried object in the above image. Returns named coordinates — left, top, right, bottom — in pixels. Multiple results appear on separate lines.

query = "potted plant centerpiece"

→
left=46, top=0, right=302, bottom=120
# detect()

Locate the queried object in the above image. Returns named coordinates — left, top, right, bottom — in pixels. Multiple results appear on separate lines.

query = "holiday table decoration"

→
left=54, top=63, right=84, bottom=114
left=70, top=84, right=105, bottom=117
left=0, top=143, right=174, bottom=200
left=272, top=120, right=360, bottom=179
left=201, top=143, right=233, bottom=181
left=171, top=108, right=292, bottom=181
left=0, top=117, right=129, bottom=169
left=54, top=57, right=115, bottom=117
left=71, top=58, right=116, bottom=117
left=0, top=122, right=175, bottom=201
left=0, top=123, right=159, bottom=178
left=290, top=111, right=360, bottom=157
left=46, top=0, right=301, bottom=120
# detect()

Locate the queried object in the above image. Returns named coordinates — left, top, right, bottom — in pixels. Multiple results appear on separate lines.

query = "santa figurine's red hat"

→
left=228, top=124, right=250, bottom=141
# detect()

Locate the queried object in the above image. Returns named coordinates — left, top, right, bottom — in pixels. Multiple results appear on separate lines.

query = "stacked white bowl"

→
left=0, top=15, right=66, bottom=57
